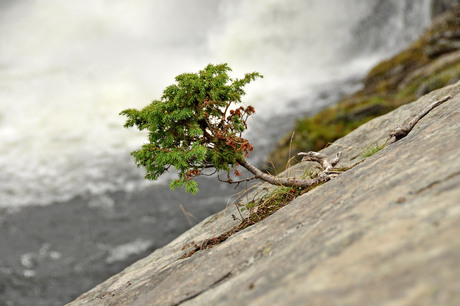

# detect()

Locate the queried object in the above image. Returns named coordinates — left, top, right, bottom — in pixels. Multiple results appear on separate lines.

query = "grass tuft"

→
left=362, top=142, right=386, bottom=158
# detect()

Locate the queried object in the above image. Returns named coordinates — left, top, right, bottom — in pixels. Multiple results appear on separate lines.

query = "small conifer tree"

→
left=121, top=64, right=340, bottom=194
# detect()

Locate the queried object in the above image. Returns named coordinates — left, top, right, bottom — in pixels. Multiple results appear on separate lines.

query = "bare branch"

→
left=200, top=168, right=218, bottom=177
left=218, top=173, right=259, bottom=190
left=389, top=95, right=452, bottom=141
left=217, top=174, right=258, bottom=184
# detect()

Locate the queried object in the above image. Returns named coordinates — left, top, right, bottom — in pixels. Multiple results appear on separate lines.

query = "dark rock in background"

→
left=431, top=0, right=460, bottom=17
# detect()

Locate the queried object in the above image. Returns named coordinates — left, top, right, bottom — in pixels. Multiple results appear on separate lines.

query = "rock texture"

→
left=68, top=82, right=460, bottom=305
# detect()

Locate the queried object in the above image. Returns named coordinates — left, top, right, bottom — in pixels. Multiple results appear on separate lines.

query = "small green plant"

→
left=121, top=64, right=261, bottom=193
left=362, top=141, right=386, bottom=158
left=121, top=64, right=341, bottom=194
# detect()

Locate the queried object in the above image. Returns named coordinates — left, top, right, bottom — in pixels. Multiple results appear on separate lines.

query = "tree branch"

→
left=218, top=174, right=258, bottom=184
left=217, top=174, right=258, bottom=189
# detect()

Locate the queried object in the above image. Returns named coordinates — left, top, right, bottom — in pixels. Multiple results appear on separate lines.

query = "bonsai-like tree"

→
left=121, top=64, right=341, bottom=194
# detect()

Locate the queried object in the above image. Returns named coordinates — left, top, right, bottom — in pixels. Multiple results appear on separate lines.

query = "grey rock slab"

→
left=68, top=81, right=460, bottom=306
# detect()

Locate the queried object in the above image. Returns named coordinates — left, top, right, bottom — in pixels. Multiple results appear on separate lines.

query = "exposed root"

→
left=179, top=213, right=268, bottom=260
left=298, top=151, right=342, bottom=171
left=297, top=151, right=343, bottom=179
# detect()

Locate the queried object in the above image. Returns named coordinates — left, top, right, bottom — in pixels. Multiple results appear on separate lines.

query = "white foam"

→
left=105, top=239, right=154, bottom=264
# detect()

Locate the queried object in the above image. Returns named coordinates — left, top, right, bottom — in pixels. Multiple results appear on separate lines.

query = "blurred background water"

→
left=0, top=1, right=432, bottom=305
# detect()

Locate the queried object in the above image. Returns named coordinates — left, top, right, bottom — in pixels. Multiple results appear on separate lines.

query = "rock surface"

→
left=68, top=82, right=460, bottom=305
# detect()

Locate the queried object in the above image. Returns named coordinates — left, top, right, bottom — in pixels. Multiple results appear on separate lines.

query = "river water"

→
left=0, top=1, right=431, bottom=305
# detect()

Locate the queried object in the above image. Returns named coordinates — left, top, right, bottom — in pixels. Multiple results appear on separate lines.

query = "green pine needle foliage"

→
left=120, top=64, right=262, bottom=194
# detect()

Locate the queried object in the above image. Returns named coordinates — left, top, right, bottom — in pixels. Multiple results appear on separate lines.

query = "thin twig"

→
left=218, top=174, right=258, bottom=185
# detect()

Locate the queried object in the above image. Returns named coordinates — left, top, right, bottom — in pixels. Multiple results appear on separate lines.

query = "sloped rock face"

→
left=69, top=82, right=460, bottom=305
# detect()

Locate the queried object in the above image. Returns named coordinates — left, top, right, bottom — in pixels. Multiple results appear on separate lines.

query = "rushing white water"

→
left=0, top=0, right=431, bottom=208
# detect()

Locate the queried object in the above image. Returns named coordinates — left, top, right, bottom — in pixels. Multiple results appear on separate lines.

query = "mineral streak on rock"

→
left=68, top=82, right=460, bottom=305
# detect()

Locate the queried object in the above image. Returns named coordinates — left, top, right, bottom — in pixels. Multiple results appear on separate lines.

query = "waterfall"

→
left=0, top=0, right=431, bottom=208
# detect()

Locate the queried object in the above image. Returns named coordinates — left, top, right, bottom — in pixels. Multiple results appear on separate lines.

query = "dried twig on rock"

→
left=389, top=95, right=452, bottom=142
